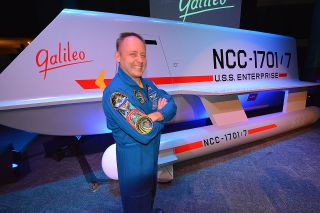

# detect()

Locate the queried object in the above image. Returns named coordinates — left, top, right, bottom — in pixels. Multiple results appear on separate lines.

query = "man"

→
left=102, top=32, right=177, bottom=213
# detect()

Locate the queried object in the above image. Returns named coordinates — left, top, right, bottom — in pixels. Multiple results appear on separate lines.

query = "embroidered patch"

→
left=136, top=116, right=153, bottom=134
left=127, top=110, right=153, bottom=134
left=147, top=84, right=153, bottom=93
left=110, top=92, right=130, bottom=117
left=110, top=92, right=153, bottom=134
left=147, top=84, right=158, bottom=110
left=134, top=90, right=145, bottom=104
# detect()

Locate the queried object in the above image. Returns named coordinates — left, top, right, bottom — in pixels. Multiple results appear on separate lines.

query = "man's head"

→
left=115, top=32, right=147, bottom=81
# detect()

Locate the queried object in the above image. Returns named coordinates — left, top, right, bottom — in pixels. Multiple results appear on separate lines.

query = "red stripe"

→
left=149, top=75, right=213, bottom=85
left=279, top=73, right=287, bottom=78
left=248, top=124, right=277, bottom=134
left=75, top=79, right=111, bottom=89
left=76, top=75, right=213, bottom=89
left=173, top=75, right=213, bottom=83
left=174, top=141, right=203, bottom=154
left=147, top=77, right=173, bottom=84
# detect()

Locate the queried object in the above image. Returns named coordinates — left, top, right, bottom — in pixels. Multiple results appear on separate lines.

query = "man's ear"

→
left=114, top=51, right=120, bottom=63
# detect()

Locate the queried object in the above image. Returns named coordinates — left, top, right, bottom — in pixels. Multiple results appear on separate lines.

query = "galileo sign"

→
left=150, top=0, right=242, bottom=28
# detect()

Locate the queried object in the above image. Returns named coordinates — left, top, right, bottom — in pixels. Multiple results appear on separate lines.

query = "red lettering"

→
left=79, top=51, right=85, bottom=60
left=35, top=41, right=93, bottom=79
left=58, top=43, right=62, bottom=63
left=72, top=52, right=78, bottom=60
left=67, top=42, right=71, bottom=62
left=50, top=55, right=58, bottom=65
left=36, top=49, right=48, bottom=68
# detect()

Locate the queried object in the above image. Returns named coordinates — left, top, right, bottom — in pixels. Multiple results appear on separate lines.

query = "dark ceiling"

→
left=0, top=0, right=150, bottom=39
left=0, top=0, right=316, bottom=39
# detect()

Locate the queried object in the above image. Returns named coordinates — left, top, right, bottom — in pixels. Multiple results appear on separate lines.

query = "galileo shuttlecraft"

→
left=0, top=9, right=319, bottom=181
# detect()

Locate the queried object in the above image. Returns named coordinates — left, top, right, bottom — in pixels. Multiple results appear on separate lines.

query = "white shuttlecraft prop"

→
left=103, top=106, right=320, bottom=181
left=0, top=9, right=319, bottom=181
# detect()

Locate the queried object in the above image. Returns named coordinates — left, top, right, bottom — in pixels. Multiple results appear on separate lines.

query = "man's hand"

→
left=147, top=98, right=168, bottom=122
left=157, top=98, right=168, bottom=110
left=148, top=112, right=164, bottom=122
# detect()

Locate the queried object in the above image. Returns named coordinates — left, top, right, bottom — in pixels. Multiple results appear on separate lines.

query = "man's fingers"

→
left=159, top=98, right=167, bottom=104
left=157, top=98, right=168, bottom=110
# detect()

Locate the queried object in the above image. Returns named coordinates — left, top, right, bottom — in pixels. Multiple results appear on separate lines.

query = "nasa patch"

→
left=134, top=90, right=145, bottom=104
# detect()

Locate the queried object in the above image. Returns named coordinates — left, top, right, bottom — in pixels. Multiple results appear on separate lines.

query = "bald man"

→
left=102, top=32, right=176, bottom=213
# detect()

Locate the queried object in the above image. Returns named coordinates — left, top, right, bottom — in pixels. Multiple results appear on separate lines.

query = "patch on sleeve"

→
left=110, top=92, right=153, bottom=134
left=134, top=90, right=145, bottom=104
left=147, top=84, right=158, bottom=110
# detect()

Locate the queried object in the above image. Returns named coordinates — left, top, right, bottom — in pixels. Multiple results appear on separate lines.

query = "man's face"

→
left=115, top=36, right=147, bottom=80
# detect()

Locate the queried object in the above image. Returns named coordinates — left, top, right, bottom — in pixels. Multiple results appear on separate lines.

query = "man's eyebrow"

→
left=128, top=50, right=145, bottom=54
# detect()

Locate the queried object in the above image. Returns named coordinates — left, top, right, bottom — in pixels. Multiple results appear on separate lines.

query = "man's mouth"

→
left=133, top=65, right=144, bottom=70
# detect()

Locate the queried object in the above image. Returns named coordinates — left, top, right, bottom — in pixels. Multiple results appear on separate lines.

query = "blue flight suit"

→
left=102, top=67, right=177, bottom=213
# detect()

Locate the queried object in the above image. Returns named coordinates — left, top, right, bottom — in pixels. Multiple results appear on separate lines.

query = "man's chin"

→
left=133, top=71, right=144, bottom=78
